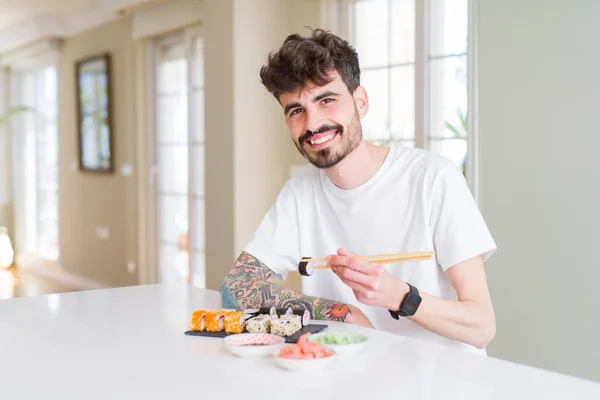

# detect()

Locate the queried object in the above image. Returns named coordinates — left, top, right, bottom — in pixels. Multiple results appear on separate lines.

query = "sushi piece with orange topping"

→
left=205, top=311, right=226, bottom=332
left=189, top=310, right=207, bottom=331
left=224, top=311, right=246, bottom=334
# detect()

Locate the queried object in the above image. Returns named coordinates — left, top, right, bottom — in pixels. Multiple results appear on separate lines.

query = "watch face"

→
left=390, top=284, right=421, bottom=318
left=404, top=294, right=422, bottom=315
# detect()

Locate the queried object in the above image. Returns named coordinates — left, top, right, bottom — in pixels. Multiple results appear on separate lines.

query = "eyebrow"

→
left=283, top=90, right=341, bottom=116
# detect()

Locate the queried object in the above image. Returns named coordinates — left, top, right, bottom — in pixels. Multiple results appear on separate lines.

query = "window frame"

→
left=145, top=24, right=206, bottom=287
left=9, top=58, right=60, bottom=261
left=329, top=0, right=479, bottom=200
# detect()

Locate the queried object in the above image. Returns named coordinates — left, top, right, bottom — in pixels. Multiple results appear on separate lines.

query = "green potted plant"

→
left=0, top=105, right=31, bottom=126
left=445, top=107, right=468, bottom=176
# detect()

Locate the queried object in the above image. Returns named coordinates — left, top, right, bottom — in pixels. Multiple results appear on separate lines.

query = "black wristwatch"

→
left=389, top=283, right=422, bottom=319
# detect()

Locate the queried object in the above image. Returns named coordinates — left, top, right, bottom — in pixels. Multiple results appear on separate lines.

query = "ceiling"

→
left=0, top=0, right=156, bottom=53
left=0, top=0, right=99, bottom=16
left=0, top=9, right=30, bottom=30
left=0, top=0, right=106, bottom=29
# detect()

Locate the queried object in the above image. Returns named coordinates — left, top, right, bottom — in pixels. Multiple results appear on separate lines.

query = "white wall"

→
left=478, top=0, right=600, bottom=382
left=58, top=17, right=139, bottom=287
left=203, top=0, right=236, bottom=290
left=203, top=0, right=325, bottom=291
left=233, top=0, right=295, bottom=256
left=231, top=0, right=323, bottom=293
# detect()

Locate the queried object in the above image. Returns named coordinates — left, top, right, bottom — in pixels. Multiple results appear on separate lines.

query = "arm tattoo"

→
left=220, top=251, right=351, bottom=322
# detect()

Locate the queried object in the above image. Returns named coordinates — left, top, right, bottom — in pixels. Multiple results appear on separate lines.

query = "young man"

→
left=220, top=29, right=497, bottom=354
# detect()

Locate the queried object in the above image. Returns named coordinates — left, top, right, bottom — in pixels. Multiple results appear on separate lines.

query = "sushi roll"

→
left=256, top=307, right=309, bottom=326
left=190, top=310, right=207, bottom=331
left=270, top=319, right=301, bottom=337
left=242, top=309, right=260, bottom=324
left=280, top=314, right=302, bottom=332
left=258, top=307, right=273, bottom=316
left=205, top=311, right=226, bottom=332
left=245, top=315, right=271, bottom=333
left=285, top=307, right=294, bottom=316
left=259, top=307, right=293, bottom=317
left=292, top=308, right=310, bottom=327
left=298, top=258, right=315, bottom=276
left=243, top=308, right=260, bottom=318
left=224, top=311, right=246, bottom=334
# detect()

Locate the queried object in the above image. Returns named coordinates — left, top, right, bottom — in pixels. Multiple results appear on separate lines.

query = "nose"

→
left=304, top=107, right=324, bottom=134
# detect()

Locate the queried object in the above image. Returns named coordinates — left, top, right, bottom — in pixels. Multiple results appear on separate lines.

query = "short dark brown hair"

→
left=260, top=29, right=360, bottom=101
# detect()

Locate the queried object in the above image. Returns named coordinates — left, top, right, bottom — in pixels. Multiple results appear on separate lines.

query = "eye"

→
left=289, top=108, right=303, bottom=117
left=321, top=98, right=334, bottom=105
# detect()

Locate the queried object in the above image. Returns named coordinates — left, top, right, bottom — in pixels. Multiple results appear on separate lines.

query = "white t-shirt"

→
left=244, top=145, right=496, bottom=354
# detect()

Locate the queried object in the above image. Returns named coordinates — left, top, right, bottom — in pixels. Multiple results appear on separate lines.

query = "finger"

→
left=337, top=276, right=371, bottom=293
left=332, top=268, right=380, bottom=297
left=329, top=265, right=343, bottom=278
left=327, top=255, right=376, bottom=274
left=332, top=265, right=375, bottom=288
left=353, top=289, right=377, bottom=304
left=368, top=265, right=389, bottom=286
left=337, top=248, right=356, bottom=256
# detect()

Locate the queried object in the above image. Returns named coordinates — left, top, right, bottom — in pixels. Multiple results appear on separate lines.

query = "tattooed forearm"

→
left=220, top=251, right=351, bottom=322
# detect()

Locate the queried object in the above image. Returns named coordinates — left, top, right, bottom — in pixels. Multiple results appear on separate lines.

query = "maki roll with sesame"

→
left=243, top=308, right=260, bottom=318
left=292, top=308, right=310, bottom=326
left=259, top=307, right=293, bottom=317
left=280, top=314, right=302, bottom=332
left=257, top=306, right=310, bottom=327
left=270, top=318, right=301, bottom=336
left=245, top=315, right=272, bottom=333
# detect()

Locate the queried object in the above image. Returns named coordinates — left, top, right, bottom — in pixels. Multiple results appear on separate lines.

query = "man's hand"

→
left=329, top=249, right=497, bottom=349
left=328, top=248, right=410, bottom=312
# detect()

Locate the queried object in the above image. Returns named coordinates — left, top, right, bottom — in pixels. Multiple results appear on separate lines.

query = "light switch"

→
left=121, top=163, right=133, bottom=177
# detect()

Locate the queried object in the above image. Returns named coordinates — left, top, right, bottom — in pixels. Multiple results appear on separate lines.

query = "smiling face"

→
left=279, top=71, right=369, bottom=169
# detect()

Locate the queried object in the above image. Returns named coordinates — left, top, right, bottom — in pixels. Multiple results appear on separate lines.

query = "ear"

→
left=352, top=86, right=369, bottom=118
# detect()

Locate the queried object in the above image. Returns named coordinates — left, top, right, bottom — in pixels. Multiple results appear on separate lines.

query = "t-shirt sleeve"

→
left=243, top=183, right=301, bottom=282
left=429, top=160, right=497, bottom=272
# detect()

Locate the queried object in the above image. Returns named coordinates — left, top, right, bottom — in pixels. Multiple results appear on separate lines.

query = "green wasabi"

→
left=312, top=332, right=367, bottom=345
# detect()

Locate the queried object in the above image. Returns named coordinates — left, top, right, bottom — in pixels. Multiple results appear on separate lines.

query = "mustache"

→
left=299, top=124, right=343, bottom=144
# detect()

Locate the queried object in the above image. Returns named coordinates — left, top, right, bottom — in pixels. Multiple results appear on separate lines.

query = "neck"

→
left=324, top=141, right=390, bottom=190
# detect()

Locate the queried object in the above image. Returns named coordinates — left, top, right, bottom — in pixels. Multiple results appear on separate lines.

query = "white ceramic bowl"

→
left=306, top=332, right=369, bottom=357
left=223, top=333, right=285, bottom=358
left=273, top=348, right=336, bottom=371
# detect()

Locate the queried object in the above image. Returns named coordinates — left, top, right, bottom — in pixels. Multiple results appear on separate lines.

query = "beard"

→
left=294, top=110, right=363, bottom=169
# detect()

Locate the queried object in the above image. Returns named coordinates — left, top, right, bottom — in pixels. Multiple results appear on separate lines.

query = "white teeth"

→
left=310, top=133, right=335, bottom=145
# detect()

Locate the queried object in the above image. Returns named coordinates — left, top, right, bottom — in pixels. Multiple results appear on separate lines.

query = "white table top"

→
left=1, top=283, right=599, bottom=399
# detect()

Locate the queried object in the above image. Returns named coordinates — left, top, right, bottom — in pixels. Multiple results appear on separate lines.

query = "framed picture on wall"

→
left=75, top=53, right=113, bottom=173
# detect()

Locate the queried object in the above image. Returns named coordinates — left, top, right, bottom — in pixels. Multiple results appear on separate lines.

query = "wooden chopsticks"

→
left=303, top=251, right=435, bottom=264
left=311, top=254, right=433, bottom=270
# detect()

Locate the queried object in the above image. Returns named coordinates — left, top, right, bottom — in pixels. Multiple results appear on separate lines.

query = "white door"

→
left=149, top=26, right=205, bottom=287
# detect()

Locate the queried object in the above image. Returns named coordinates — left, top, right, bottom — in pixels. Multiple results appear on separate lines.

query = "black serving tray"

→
left=184, top=323, right=328, bottom=343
